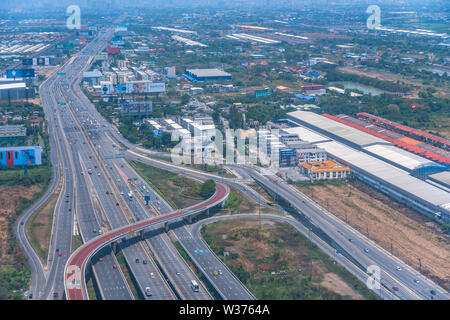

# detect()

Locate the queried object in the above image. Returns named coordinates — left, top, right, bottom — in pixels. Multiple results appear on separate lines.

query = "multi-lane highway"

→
left=16, top=23, right=449, bottom=302
left=246, top=168, right=449, bottom=300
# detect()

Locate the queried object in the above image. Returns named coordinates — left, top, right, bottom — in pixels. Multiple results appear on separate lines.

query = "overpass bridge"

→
left=64, top=180, right=229, bottom=300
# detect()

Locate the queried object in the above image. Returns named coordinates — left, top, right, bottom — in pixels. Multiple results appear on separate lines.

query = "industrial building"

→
left=285, top=110, right=450, bottom=222
left=183, top=69, right=232, bottom=82
left=301, top=85, right=326, bottom=96
left=0, top=125, right=27, bottom=138
left=0, top=146, right=42, bottom=166
left=324, top=113, right=450, bottom=165
left=0, top=83, right=35, bottom=101
left=357, top=112, right=450, bottom=151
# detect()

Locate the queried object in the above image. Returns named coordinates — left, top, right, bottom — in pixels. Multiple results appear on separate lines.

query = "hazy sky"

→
left=0, top=0, right=442, bottom=10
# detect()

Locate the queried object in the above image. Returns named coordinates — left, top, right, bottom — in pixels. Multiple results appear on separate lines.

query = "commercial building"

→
left=0, top=125, right=26, bottom=138
left=183, top=68, right=232, bottom=82
left=299, top=160, right=349, bottom=180
left=181, top=117, right=216, bottom=142
left=258, top=130, right=297, bottom=168
left=83, top=69, right=103, bottom=86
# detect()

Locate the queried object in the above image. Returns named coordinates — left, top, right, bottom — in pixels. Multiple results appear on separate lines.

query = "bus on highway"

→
left=191, top=280, right=199, bottom=292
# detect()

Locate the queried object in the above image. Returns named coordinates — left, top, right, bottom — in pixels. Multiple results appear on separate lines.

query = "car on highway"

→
left=363, top=248, right=369, bottom=253
left=213, top=271, right=218, bottom=276
left=150, top=272, right=155, bottom=278
left=430, top=290, right=436, bottom=295
left=143, top=260, right=147, bottom=264
left=414, top=279, right=420, bottom=284
left=113, top=265, right=117, bottom=269
left=348, top=238, right=353, bottom=242
left=393, top=286, right=399, bottom=291
left=58, top=253, right=62, bottom=257
left=145, top=287, right=152, bottom=297
left=99, top=258, right=103, bottom=262
left=396, top=266, right=402, bottom=271
left=135, top=258, right=140, bottom=263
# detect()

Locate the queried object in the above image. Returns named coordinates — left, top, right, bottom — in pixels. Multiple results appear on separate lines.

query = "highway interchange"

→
left=14, top=26, right=449, bottom=301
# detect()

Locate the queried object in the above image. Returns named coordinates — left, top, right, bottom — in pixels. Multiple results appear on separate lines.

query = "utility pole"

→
left=258, top=192, right=261, bottom=230
left=309, top=227, right=313, bottom=281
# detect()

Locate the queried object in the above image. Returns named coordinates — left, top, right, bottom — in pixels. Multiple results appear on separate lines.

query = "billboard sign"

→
left=22, top=58, right=33, bottom=66
left=6, top=69, right=35, bottom=78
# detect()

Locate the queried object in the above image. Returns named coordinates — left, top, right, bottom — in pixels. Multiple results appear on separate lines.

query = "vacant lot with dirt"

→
left=295, top=180, right=450, bottom=288
left=0, top=184, right=42, bottom=299
left=0, top=185, right=42, bottom=264
left=202, top=218, right=379, bottom=300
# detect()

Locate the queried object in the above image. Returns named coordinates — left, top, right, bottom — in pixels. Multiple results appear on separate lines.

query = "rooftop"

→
left=185, top=68, right=231, bottom=78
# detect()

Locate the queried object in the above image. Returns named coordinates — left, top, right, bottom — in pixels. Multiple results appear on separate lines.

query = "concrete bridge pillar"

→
left=164, top=222, right=169, bottom=232
left=111, top=242, right=119, bottom=254
left=188, top=215, right=193, bottom=224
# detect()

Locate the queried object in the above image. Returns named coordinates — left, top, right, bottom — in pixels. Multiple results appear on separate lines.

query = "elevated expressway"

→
left=64, top=180, right=229, bottom=300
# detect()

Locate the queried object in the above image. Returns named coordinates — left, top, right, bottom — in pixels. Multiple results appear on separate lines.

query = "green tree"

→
left=200, top=179, right=216, bottom=199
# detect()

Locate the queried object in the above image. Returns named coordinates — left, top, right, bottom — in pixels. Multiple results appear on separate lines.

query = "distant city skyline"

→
left=0, top=0, right=445, bottom=10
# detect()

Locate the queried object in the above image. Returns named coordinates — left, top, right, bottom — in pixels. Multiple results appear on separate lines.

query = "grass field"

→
left=201, top=218, right=379, bottom=300
left=128, top=160, right=205, bottom=209
left=25, top=187, right=60, bottom=263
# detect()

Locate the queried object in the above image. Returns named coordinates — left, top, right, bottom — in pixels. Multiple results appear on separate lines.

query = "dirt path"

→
left=296, top=181, right=450, bottom=287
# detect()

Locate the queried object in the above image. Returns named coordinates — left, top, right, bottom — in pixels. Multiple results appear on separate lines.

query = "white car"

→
left=150, top=272, right=155, bottom=278
left=396, top=266, right=402, bottom=271
left=145, top=287, right=152, bottom=297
